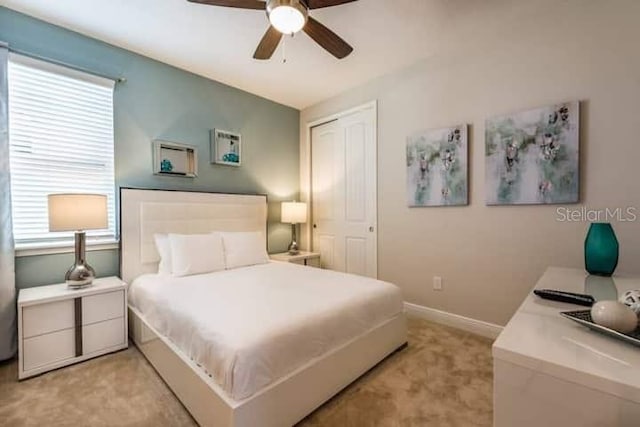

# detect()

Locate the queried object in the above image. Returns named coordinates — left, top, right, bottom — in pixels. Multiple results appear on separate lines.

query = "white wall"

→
left=300, top=0, right=640, bottom=325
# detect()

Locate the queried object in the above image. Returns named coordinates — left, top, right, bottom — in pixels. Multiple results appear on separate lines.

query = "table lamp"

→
left=281, top=201, right=307, bottom=255
left=48, top=194, right=108, bottom=288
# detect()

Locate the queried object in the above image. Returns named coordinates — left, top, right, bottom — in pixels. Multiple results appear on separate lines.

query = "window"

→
left=8, top=55, right=116, bottom=249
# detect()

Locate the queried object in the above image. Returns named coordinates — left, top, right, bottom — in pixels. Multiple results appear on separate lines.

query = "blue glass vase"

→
left=584, top=223, right=619, bottom=277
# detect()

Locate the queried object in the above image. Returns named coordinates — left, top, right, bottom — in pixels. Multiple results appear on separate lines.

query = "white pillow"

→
left=169, top=233, right=226, bottom=277
left=153, top=234, right=172, bottom=275
left=220, top=231, right=269, bottom=270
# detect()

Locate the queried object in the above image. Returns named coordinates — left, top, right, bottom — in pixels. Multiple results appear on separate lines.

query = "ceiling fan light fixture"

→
left=267, top=0, right=308, bottom=35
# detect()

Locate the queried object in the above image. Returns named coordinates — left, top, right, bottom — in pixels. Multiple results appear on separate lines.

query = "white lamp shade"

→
left=48, top=194, right=108, bottom=232
left=281, top=202, right=307, bottom=224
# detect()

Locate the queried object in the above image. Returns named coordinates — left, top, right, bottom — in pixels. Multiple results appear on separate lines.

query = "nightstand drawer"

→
left=82, top=290, right=124, bottom=325
left=22, top=299, right=74, bottom=338
left=307, top=257, right=320, bottom=268
left=291, top=257, right=320, bottom=267
left=83, top=317, right=125, bottom=354
left=23, top=328, right=75, bottom=371
left=270, top=251, right=321, bottom=267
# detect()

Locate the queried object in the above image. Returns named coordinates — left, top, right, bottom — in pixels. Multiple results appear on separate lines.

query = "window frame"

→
left=7, top=53, right=118, bottom=256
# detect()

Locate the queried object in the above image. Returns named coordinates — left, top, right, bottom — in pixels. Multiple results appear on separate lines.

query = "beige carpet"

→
left=0, top=317, right=493, bottom=426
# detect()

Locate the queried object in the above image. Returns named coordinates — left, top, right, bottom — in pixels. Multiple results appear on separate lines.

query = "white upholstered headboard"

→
left=120, top=188, right=268, bottom=284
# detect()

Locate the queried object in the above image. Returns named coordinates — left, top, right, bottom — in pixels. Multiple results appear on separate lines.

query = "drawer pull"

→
left=74, top=298, right=83, bottom=357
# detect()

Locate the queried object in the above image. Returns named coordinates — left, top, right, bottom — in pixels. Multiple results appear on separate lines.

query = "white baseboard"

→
left=404, top=302, right=503, bottom=340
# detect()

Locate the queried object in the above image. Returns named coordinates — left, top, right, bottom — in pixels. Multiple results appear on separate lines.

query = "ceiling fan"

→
left=187, top=0, right=358, bottom=60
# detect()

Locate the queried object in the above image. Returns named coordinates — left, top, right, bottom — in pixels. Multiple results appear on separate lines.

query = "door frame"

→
left=303, top=100, right=378, bottom=277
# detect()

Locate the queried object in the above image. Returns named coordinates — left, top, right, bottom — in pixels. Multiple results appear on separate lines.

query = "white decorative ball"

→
left=620, top=290, right=640, bottom=316
left=591, top=301, right=638, bottom=334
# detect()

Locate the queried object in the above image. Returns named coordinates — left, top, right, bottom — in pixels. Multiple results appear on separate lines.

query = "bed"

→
left=121, top=188, right=407, bottom=427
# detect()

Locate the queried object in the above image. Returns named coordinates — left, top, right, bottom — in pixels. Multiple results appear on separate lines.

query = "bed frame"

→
left=120, top=188, right=407, bottom=427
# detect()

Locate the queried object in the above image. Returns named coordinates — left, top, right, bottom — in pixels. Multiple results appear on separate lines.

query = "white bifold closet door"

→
left=311, top=106, right=377, bottom=278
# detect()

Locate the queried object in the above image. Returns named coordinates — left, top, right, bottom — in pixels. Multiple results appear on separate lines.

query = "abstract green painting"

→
left=406, top=125, right=468, bottom=207
left=485, top=102, right=579, bottom=205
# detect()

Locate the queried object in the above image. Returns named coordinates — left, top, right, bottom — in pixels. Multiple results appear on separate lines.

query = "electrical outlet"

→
left=433, top=276, right=443, bottom=291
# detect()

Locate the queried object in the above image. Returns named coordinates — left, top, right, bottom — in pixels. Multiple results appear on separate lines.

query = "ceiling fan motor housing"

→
left=267, top=0, right=309, bottom=34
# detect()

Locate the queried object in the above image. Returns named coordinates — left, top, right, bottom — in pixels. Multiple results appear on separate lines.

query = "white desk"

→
left=493, top=267, right=640, bottom=427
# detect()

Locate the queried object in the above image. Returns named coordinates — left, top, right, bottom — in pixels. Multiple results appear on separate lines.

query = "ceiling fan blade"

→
left=187, top=0, right=265, bottom=10
left=253, top=26, right=283, bottom=60
left=303, top=17, right=353, bottom=59
left=306, top=0, right=358, bottom=9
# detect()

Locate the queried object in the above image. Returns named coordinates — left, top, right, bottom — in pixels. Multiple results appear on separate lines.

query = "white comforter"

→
left=128, top=261, right=403, bottom=401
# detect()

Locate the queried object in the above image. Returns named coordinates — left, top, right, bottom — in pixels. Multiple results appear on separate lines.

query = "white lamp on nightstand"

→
left=48, top=193, right=108, bottom=289
left=281, top=201, right=307, bottom=255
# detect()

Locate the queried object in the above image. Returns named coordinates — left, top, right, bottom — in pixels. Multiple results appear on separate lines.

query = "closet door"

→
left=311, top=106, right=377, bottom=278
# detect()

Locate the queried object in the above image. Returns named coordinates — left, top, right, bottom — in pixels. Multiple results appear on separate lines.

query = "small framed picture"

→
left=152, top=140, right=198, bottom=178
left=210, top=129, right=241, bottom=167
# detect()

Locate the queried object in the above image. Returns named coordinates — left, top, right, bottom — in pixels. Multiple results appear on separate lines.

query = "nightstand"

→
left=18, top=276, right=128, bottom=379
left=270, top=251, right=321, bottom=268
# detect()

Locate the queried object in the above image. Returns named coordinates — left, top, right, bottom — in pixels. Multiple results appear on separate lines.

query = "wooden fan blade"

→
left=187, top=0, right=265, bottom=10
left=254, top=26, right=283, bottom=60
left=306, top=0, right=357, bottom=9
left=303, top=17, right=353, bottom=59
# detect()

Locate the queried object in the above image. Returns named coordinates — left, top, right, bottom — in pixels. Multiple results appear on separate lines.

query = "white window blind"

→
left=8, top=54, right=116, bottom=248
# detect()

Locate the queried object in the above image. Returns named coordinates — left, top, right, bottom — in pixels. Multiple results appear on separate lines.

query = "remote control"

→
left=533, top=289, right=596, bottom=307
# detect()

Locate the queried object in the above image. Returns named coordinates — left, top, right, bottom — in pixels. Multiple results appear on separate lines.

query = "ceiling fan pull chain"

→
left=282, top=35, right=287, bottom=63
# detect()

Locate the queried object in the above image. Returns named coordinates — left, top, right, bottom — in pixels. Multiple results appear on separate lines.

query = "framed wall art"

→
left=485, top=101, right=579, bottom=205
left=152, top=140, right=198, bottom=178
left=210, top=129, right=241, bottom=167
left=406, top=124, right=468, bottom=207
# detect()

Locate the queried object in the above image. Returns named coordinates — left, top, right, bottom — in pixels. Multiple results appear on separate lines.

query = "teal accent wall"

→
left=0, top=7, right=300, bottom=288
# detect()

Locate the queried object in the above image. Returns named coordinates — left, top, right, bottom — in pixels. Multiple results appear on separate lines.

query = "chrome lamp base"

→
left=288, top=241, right=300, bottom=255
left=288, top=223, right=300, bottom=255
left=66, top=231, right=96, bottom=289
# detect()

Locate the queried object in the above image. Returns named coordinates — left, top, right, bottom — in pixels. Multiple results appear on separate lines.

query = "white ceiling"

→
left=0, top=0, right=504, bottom=109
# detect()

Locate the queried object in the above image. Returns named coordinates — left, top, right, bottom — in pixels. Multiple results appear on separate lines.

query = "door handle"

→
left=369, top=226, right=375, bottom=232
left=313, top=224, right=317, bottom=229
